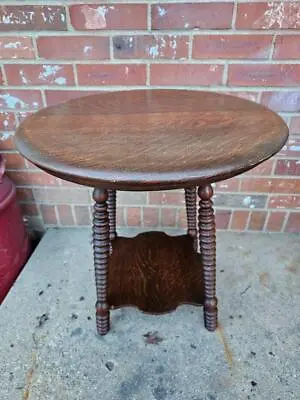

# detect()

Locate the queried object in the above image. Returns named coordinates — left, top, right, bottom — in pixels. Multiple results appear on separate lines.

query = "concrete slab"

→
left=0, top=229, right=299, bottom=400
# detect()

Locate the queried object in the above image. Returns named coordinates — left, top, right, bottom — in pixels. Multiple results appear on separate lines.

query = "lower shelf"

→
left=108, top=231, right=204, bottom=314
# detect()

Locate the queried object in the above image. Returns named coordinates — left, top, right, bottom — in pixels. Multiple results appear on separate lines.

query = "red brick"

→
left=2, top=153, right=26, bottom=169
left=290, top=118, right=300, bottom=134
left=6, top=171, right=58, bottom=186
left=0, top=68, right=3, bottom=85
left=193, top=35, right=272, bottom=59
left=241, top=178, right=299, bottom=194
left=45, top=90, right=98, bottom=106
left=215, top=178, right=239, bottom=192
left=20, top=202, right=39, bottom=216
left=248, top=211, right=266, bottom=231
left=0, top=90, right=43, bottom=110
left=113, top=35, right=189, bottom=59
left=143, top=207, right=159, bottom=227
left=275, top=159, right=300, bottom=176
left=230, top=210, right=249, bottom=230
left=40, top=205, right=57, bottom=225
left=285, top=212, right=300, bottom=233
left=148, top=191, right=184, bottom=206
left=77, top=64, right=146, bottom=86
left=228, top=64, right=300, bottom=87
left=215, top=210, right=231, bottom=230
left=74, top=205, right=91, bottom=225
left=161, top=208, right=176, bottom=227
left=5, top=64, right=74, bottom=86
left=127, top=207, right=141, bottom=226
left=265, top=211, right=286, bottom=231
left=273, top=35, right=300, bottom=60
left=150, top=64, right=223, bottom=86
left=268, top=195, right=300, bottom=209
left=0, top=6, right=67, bottom=31
left=0, top=36, right=34, bottom=59
left=278, top=135, right=300, bottom=157
left=0, top=111, right=16, bottom=130
left=236, top=2, right=300, bottom=30
left=70, top=4, right=147, bottom=30
left=244, top=159, right=274, bottom=176
left=16, top=188, right=34, bottom=202
left=57, top=204, right=74, bottom=225
left=152, top=3, right=233, bottom=30
left=37, top=36, right=109, bottom=60
left=261, top=91, right=300, bottom=112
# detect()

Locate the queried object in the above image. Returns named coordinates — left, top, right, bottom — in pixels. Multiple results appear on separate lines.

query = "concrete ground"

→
left=0, top=228, right=299, bottom=400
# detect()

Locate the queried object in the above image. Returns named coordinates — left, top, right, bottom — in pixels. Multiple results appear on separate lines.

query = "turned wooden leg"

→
left=184, top=187, right=197, bottom=252
left=198, top=184, right=218, bottom=332
left=93, top=188, right=110, bottom=335
left=108, top=190, right=117, bottom=241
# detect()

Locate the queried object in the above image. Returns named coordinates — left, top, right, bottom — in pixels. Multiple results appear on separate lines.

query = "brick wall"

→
left=0, top=1, right=299, bottom=234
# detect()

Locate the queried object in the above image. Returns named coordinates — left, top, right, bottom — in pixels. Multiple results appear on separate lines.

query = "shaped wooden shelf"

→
left=108, top=232, right=204, bottom=314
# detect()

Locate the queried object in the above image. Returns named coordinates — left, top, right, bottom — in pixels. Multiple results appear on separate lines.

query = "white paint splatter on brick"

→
left=261, top=2, right=300, bottom=29
left=290, top=145, right=300, bottom=151
left=0, top=132, right=13, bottom=141
left=54, top=77, right=66, bottom=85
left=39, top=65, right=62, bottom=81
left=82, top=5, right=114, bottom=29
left=149, top=45, right=159, bottom=58
left=3, top=119, right=9, bottom=128
left=0, top=94, right=26, bottom=109
left=4, top=41, right=22, bottom=49
left=209, top=65, right=218, bottom=72
left=243, top=196, right=253, bottom=207
left=19, top=70, right=29, bottom=84
left=84, top=45, right=93, bottom=54
left=125, top=66, right=129, bottom=78
left=157, top=6, right=167, bottom=17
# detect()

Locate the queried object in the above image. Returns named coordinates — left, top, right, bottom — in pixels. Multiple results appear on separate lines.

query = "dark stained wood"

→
left=93, top=188, right=110, bottom=335
left=107, top=232, right=204, bottom=313
left=198, top=185, right=218, bottom=331
left=13, top=90, right=289, bottom=335
left=108, top=189, right=117, bottom=241
left=185, top=187, right=198, bottom=252
left=15, top=90, right=288, bottom=191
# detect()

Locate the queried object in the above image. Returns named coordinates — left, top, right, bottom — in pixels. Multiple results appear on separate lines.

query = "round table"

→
left=15, top=90, right=288, bottom=335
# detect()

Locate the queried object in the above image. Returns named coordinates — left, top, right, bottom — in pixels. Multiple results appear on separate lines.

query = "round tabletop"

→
left=15, top=90, right=288, bottom=191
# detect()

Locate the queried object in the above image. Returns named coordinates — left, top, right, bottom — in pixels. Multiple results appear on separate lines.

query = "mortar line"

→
left=281, top=210, right=290, bottom=232
left=188, top=33, right=193, bottom=60
left=231, top=0, right=238, bottom=30
left=269, top=33, right=277, bottom=60
left=2, top=58, right=300, bottom=65
left=72, top=64, right=79, bottom=86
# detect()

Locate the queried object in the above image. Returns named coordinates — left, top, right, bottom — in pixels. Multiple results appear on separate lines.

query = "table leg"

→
left=198, top=184, right=218, bottom=331
left=108, top=190, right=117, bottom=241
left=93, top=188, right=110, bottom=335
left=184, top=187, right=197, bottom=252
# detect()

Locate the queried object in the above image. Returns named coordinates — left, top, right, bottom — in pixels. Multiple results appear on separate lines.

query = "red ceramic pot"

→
left=0, top=155, right=30, bottom=303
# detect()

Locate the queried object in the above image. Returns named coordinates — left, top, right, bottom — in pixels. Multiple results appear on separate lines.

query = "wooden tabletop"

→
left=15, top=90, right=288, bottom=190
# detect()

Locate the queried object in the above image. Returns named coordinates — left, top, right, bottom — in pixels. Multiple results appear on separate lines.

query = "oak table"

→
left=15, top=90, right=288, bottom=335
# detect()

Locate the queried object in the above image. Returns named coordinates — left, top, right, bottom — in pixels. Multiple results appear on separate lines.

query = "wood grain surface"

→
left=107, top=232, right=204, bottom=313
left=15, top=90, right=288, bottom=190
